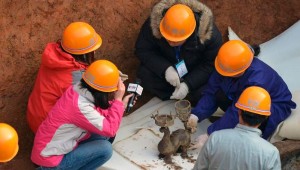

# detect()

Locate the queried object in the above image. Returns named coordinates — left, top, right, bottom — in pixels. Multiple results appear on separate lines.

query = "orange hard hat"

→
left=0, top=123, right=19, bottom=162
left=61, top=22, right=102, bottom=55
left=235, top=86, right=271, bottom=116
left=82, top=60, right=119, bottom=92
left=215, top=40, right=254, bottom=76
left=160, top=4, right=196, bottom=42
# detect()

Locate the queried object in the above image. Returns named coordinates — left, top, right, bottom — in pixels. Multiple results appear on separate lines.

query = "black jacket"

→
left=135, top=0, right=223, bottom=91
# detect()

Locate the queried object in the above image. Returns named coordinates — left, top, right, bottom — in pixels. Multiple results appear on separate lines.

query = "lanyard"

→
left=174, top=46, right=181, bottom=62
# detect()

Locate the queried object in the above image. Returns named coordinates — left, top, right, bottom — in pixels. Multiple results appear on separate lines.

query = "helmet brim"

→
left=159, top=18, right=195, bottom=42
left=62, top=33, right=102, bottom=55
left=215, top=56, right=250, bottom=77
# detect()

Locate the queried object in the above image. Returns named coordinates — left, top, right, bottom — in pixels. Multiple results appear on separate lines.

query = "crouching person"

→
left=31, top=60, right=134, bottom=170
left=193, top=86, right=281, bottom=170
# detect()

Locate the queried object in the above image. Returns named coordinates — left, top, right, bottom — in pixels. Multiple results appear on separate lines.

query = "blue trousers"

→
left=38, top=134, right=113, bottom=170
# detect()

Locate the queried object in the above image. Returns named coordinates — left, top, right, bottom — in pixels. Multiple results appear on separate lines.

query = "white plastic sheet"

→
left=228, top=20, right=300, bottom=93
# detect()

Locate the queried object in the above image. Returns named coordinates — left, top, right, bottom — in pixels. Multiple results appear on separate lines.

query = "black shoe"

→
left=108, top=136, right=116, bottom=144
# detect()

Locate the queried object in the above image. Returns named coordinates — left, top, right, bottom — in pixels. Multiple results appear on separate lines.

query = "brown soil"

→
left=274, top=140, right=300, bottom=169
left=0, top=0, right=299, bottom=169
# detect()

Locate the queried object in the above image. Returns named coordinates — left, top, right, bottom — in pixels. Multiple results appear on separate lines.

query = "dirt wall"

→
left=0, top=0, right=299, bottom=169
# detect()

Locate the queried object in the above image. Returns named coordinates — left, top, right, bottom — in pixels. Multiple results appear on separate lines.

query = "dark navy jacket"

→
left=192, top=58, right=296, bottom=139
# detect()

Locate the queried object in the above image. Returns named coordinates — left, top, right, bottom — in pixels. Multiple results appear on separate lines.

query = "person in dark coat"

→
left=188, top=40, right=296, bottom=149
left=135, top=0, right=222, bottom=104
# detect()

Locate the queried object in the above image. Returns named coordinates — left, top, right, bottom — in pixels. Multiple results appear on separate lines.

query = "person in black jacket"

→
left=135, top=0, right=222, bottom=105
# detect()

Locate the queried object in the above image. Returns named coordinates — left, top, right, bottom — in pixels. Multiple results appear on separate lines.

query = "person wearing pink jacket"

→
left=31, top=60, right=134, bottom=169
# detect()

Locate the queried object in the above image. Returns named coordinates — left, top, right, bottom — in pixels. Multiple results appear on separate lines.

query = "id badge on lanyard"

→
left=176, top=60, right=188, bottom=78
left=174, top=46, right=188, bottom=78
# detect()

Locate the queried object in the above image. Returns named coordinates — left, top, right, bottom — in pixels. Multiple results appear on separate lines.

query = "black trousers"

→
left=137, top=66, right=204, bottom=106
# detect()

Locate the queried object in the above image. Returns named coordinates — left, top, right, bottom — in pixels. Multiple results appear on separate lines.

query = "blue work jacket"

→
left=192, top=58, right=296, bottom=139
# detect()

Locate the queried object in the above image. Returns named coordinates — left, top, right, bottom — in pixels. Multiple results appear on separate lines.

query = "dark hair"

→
left=241, top=110, right=267, bottom=126
left=250, top=44, right=261, bottom=57
left=80, top=79, right=110, bottom=109
left=71, top=52, right=95, bottom=65
left=58, top=40, right=95, bottom=65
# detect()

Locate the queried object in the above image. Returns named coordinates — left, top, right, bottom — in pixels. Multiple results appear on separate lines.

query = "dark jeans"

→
left=37, top=134, right=112, bottom=170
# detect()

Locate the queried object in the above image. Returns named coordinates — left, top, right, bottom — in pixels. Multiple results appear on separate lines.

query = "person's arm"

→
left=191, top=71, right=222, bottom=121
left=184, top=24, right=222, bottom=90
left=135, top=18, right=172, bottom=77
left=73, top=99, right=125, bottom=137
left=73, top=80, right=127, bottom=137
left=207, top=102, right=239, bottom=135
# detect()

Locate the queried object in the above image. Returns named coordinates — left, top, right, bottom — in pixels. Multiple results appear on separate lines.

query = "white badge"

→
left=175, top=60, right=188, bottom=78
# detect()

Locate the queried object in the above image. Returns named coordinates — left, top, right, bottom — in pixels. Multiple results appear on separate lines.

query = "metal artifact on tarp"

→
left=150, top=100, right=194, bottom=164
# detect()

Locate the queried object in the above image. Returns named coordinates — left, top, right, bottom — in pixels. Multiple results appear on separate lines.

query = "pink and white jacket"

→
left=31, top=83, right=124, bottom=167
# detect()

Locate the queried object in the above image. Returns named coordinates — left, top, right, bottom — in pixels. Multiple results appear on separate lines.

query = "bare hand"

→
left=122, top=93, right=138, bottom=109
left=189, top=133, right=209, bottom=150
left=114, top=78, right=125, bottom=101
left=186, top=114, right=198, bottom=134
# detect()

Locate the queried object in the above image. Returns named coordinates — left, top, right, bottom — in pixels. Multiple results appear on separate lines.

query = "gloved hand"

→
left=165, top=66, right=180, bottom=87
left=186, top=114, right=198, bottom=134
left=189, top=133, right=209, bottom=150
left=170, top=82, right=189, bottom=100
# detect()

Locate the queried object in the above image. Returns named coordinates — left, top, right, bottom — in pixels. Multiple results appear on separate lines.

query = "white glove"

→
left=165, top=66, right=180, bottom=87
left=170, top=82, right=189, bottom=100
left=189, top=133, right=209, bottom=150
left=186, top=114, right=198, bottom=134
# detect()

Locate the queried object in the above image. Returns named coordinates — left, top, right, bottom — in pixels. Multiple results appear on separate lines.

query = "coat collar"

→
left=73, top=82, right=95, bottom=103
left=150, top=0, right=214, bottom=44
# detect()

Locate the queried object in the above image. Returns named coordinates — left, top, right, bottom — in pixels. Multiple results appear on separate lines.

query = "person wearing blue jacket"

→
left=188, top=40, right=296, bottom=149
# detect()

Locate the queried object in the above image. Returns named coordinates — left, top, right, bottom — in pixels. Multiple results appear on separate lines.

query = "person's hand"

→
left=170, top=82, right=189, bottom=100
left=122, top=93, right=135, bottom=109
left=186, top=114, right=198, bottom=133
left=189, top=133, right=209, bottom=150
left=165, top=66, right=180, bottom=87
left=114, top=78, right=126, bottom=101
